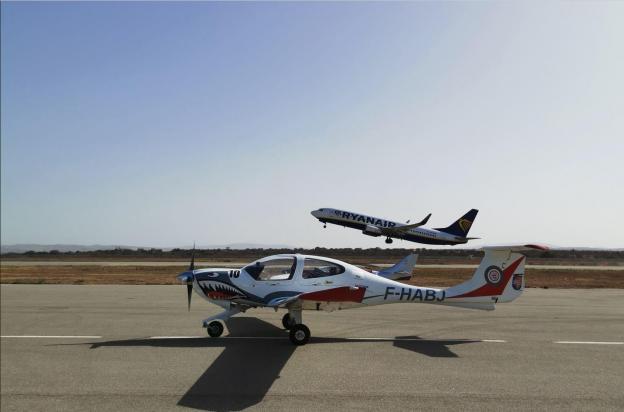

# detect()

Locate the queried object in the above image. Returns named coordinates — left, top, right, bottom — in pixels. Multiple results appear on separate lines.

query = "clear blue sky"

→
left=2, top=2, right=623, bottom=249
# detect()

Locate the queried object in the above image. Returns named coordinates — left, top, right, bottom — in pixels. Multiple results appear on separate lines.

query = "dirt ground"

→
left=1, top=264, right=622, bottom=288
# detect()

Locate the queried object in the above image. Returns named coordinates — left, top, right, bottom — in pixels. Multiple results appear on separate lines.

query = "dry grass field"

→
left=1, top=263, right=622, bottom=288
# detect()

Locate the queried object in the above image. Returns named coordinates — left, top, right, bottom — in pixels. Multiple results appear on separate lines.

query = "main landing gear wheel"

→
left=282, top=313, right=295, bottom=330
left=289, top=324, right=311, bottom=346
left=206, top=321, right=224, bottom=338
left=385, top=237, right=393, bottom=244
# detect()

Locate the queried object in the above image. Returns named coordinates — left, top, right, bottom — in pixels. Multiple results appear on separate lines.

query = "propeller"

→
left=176, top=243, right=196, bottom=311
left=186, top=283, right=193, bottom=311
left=189, top=243, right=195, bottom=271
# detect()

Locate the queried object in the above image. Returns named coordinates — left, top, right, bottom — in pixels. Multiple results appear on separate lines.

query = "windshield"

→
left=243, top=257, right=297, bottom=281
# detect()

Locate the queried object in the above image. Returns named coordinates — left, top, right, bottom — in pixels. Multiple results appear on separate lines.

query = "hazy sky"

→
left=2, top=2, right=623, bottom=249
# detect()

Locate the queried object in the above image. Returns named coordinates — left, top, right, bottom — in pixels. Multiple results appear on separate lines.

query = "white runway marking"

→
left=554, top=341, right=623, bottom=345
left=1, top=335, right=102, bottom=339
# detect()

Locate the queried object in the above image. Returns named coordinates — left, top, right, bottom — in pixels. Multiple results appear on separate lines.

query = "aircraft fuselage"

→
left=311, top=208, right=467, bottom=245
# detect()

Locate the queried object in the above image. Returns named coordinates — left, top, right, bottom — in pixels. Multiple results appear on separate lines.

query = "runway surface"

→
left=1, top=285, right=623, bottom=411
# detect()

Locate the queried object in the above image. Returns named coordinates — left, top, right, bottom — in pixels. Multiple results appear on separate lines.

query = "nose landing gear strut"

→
left=385, top=237, right=393, bottom=244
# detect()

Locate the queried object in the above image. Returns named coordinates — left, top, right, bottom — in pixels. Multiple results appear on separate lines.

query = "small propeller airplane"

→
left=311, top=207, right=479, bottom=245
left=177, top=244, right=547, bottom=345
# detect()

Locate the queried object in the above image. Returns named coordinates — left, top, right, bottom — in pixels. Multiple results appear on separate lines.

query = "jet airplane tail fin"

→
left=374, top=254, right=418, bottom=280
left=435, top=209, right=478, bottom=237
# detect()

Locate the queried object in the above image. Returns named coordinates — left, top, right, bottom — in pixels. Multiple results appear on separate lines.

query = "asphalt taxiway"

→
left=1, top=285, right=623, bottom=411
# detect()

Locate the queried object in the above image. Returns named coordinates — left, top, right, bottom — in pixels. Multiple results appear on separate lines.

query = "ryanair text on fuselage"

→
left=336, top=210, right=397, bottom=228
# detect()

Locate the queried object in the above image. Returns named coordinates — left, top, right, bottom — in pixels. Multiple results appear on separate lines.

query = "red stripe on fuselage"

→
left=300, top=286, right=366, bottom=303
left=452, top=257, right=525, bottom=298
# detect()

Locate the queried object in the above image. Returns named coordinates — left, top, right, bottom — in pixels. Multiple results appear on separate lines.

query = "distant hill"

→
left=0, top=244, right=137, bottom=254
left=0, top=243, right=293, bottom=254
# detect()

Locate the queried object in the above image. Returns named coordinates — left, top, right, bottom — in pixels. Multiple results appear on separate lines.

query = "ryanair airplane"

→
left=311, top=208, right=479, bottom=245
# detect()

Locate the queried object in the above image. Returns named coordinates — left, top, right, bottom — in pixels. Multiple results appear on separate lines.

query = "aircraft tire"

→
left=289, top=324, right=310, bottom=346
left=206, top=321, right=224, bottom=338
left=282, top=313, right=294, bottom=330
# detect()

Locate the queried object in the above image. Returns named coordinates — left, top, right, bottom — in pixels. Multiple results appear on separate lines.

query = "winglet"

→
left=394, top=213, right=432, bottom=232
left=418, top=213, right=432, bottom=226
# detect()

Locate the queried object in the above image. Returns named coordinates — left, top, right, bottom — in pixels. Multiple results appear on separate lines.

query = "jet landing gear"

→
left=385, top=237, right=393, bottom=244
left=286, top=309, right=310, bottom=345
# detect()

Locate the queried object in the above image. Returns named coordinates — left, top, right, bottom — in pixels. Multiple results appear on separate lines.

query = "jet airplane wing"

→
left=378, top=213, right=432, bottom=236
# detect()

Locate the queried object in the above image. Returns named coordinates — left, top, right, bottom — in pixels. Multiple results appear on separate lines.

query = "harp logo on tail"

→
left=458, top=218, right=472, bottom=233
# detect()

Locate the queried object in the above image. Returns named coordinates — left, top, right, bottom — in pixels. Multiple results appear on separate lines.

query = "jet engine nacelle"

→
left=362, top=224, right=382, bottom=237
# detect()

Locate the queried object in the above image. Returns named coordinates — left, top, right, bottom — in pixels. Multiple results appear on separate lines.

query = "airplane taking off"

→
left=177, top=244, right=547, bottom=345
left=311, top=208, right=479, bottom=245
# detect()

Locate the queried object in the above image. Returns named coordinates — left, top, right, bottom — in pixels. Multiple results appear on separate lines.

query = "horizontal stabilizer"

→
left=481, top=244, right=549, bottom=252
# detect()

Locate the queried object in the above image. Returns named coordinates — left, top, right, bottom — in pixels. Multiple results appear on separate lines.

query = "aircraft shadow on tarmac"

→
left=86, top=317, right=476, bottom=411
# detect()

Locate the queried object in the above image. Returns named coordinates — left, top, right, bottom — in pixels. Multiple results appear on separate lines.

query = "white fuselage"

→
left=191, top=254, right=450, bottom=312
left=311, top=208, right=466, bottom=245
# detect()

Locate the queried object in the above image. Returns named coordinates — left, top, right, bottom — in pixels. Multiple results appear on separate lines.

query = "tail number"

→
left=384, top=286, right=445, bottom=302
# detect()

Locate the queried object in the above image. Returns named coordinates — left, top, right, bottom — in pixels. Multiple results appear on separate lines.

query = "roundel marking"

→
left=484, top=266, right=503, bottom=285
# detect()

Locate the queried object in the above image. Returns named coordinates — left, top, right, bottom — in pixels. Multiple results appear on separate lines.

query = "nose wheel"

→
left=206, top=321, right=224, bottom=337
left=289, top=324, right=310, bottom=345
left=385, top=237, right=393, bottom=244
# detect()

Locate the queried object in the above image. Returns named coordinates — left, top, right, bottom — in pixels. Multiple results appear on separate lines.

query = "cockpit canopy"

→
left=242, top=255, right=346, bottom=281
left=301, top=258, right=345, bottom=279
left=243, top=257, right=296, bottom=281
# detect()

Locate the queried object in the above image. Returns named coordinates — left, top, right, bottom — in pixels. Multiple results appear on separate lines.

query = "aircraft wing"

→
left=266, top=294, right=303, bottom=308
left=266, top=286, right=368, bottom=308
left=379, top=213, right=432, bottom=236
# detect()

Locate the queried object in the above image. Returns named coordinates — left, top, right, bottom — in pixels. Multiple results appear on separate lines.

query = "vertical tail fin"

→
left=444, top=244, right=547, bottom=308
left=435, top=209, right=478, bottom=237
left=375, top=254, right=418, bottom=280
